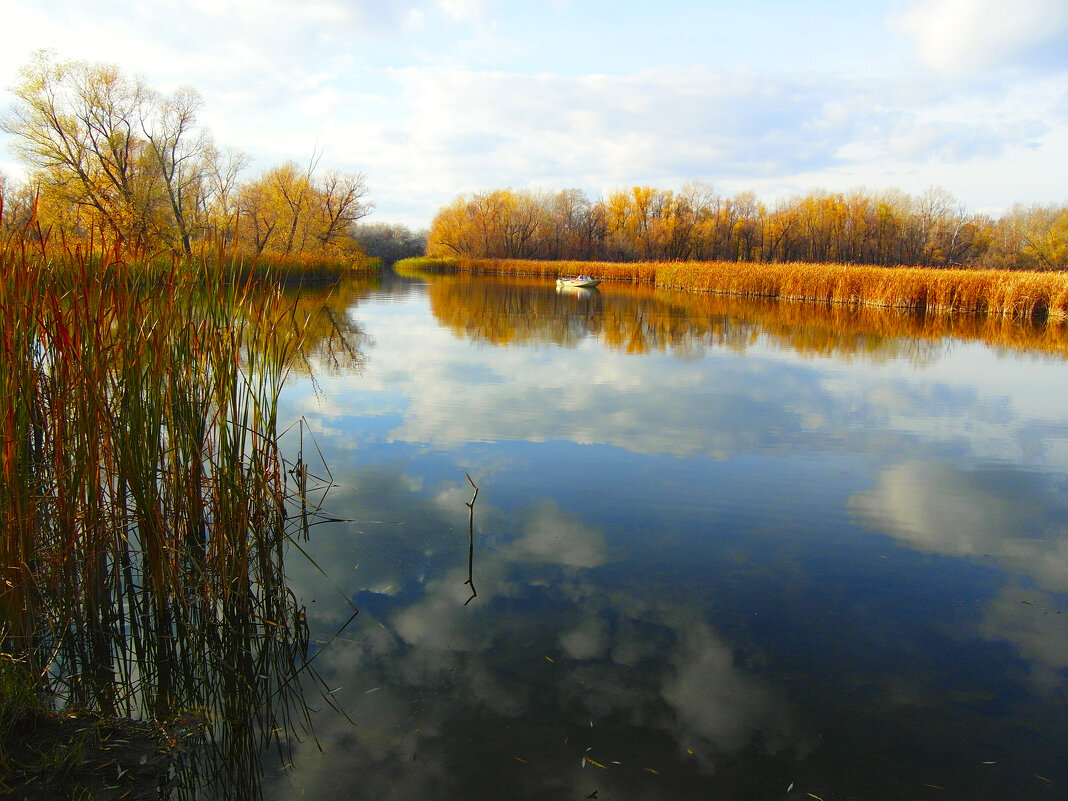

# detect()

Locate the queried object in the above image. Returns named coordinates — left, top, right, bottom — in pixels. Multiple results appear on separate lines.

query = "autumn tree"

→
left=542, top=188, right=605, bottom=259
left=2, top=52, right=372, bottom=261
left=315, top=169, right=374, bottom=251
left=140, top=85, right=213, bottom=255
left=427, top=189, right=538, bottom=258
left=0, top=51, right=221, bottom=252
left=1, top=52, right=156, bottom=246
left=995, top=204, right=1068, bottom=271
left=426, top=195, right=475, bottom=257
left=236, top=159, right=371, bottom=258
left=202, top=146, right=250, bottom=247
left=425, top=183, right=1061, bottom=271
left=0, top=172, right=38, bottom=236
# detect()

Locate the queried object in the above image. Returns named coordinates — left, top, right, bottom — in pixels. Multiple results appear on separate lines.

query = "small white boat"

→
left=556, top=275, right=601, bottom=288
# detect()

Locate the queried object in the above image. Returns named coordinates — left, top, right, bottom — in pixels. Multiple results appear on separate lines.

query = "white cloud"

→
left=1, top=1, right=1065, bottom=226
left=437, top=0, right=494, bottom=20
left=849, top=460, right=1068, bottom=594
left=661, top=620, right=797, bottom=755
left=978, top=586, right=1068, bottom=692
left=560, top=615, right=610, bottom=660
left=892, top=0, right=1068, bottom=74
left=364, top=61, right=1064, bottom=223
left=509, top=501, right=608, bottom=569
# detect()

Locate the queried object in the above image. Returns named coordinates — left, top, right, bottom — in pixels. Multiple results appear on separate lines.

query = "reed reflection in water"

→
left=423, top=272, right=1068, bottom=360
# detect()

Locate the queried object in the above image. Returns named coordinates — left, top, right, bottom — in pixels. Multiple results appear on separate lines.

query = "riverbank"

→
left=398, top=257, right=1068, bottom=322
left=1, top=711, right=191, bottom=801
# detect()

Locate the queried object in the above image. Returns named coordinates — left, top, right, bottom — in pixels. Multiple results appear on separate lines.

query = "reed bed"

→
left=0, top=229, right=342, bottom=797
left=233, top=252, right=381, bottom=285
left=410, top=256, right=1068, bottom=322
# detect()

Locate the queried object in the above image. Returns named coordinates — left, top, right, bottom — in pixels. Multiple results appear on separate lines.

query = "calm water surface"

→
left=263, top=272, right=1068, bottom=801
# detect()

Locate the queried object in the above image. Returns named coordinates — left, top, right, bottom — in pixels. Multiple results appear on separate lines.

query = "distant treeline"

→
left=427, top=185, right=1068, bottom=271
left=0, top=52, right=372, bottom=261
left=351, top=222, right=428, bottom=264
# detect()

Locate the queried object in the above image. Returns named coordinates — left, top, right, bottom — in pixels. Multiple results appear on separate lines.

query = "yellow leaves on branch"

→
left=0, top=51, right=372, bottom=261
left=427, top=184, right=1068, bottom=272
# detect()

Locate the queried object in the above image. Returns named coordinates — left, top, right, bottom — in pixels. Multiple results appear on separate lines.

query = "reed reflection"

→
left=423, top=274, right=1068, bottom=361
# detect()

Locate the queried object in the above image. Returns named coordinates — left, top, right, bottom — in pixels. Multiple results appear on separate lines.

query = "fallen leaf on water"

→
left=644, top=768, right=659, bottom=775
left=514, top=757, right=527, bottom=764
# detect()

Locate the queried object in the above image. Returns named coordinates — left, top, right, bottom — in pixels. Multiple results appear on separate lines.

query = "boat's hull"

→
left=556, top=277, right=601, bottom=288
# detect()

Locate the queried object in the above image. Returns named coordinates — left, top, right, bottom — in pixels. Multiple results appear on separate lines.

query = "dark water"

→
left=264, top=273, right=1068, bottom=801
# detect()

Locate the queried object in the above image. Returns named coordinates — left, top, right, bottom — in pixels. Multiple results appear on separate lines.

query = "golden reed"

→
left=411, top=257, right=1068, bottom=322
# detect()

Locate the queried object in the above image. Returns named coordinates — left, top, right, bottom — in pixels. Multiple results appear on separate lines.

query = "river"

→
left=261, top=270, right=1068, bottom=801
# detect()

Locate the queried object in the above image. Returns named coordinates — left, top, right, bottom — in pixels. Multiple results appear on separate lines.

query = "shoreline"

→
left=400, top=257, right=1068, bottom=323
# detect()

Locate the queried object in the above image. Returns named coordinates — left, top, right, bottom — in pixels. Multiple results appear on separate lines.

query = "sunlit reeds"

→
left=228, top=251, right=381, bottom=285
left=0, top=224, right=348, bottom=798
left=411, top=257, right=1068, bottom=323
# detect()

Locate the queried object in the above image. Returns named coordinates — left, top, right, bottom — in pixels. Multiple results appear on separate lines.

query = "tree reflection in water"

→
left=423, top=273, right=1068, bottom=362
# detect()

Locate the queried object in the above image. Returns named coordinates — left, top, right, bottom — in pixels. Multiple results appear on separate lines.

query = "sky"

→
left=0, top=0, right=1066, bottom=228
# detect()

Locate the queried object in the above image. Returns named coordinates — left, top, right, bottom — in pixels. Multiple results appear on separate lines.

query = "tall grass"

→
left=415, top=257, right=1068, bottom=322
left=228, top=252, right=382, bottom=285
left=0, top=225, right=344, bottom=798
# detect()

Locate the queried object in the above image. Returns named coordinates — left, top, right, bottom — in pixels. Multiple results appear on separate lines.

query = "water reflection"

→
left=851, top=461, right=1068, bottom=589
left=249, top=278, right=377, bottom=376
left=266, top=274, right=1068, bottom=800
left=851, top=460, right=1068, bottom=694
left=265, top=471, right=811, bottom=800
left=427, top=273, right=1068, bottom=360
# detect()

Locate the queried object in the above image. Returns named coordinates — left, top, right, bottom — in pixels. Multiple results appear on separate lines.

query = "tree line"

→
left=0, top=52, right=372, bottom=259
left=351, top=222, right=427, bottom=264
left=427, top=184, right=1068, bottom=271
